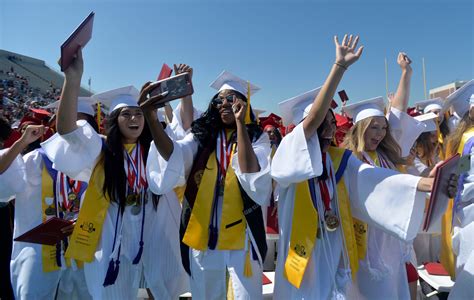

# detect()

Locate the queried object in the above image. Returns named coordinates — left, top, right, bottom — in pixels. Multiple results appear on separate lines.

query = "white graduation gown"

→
left=0, top=148, right=91, bottom=300
left=350, top=108, right=426, bottom=300
left=271, top=122, right=426, bottom=300
left=449, top=143, right=474, bottom=299
left=41, top=120, right=189, bottom=300
left=147, top=131, right=272, bottom=300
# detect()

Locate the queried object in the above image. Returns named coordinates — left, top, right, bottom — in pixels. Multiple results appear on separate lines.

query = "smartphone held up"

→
left=147, top=73, right=194, bottom=108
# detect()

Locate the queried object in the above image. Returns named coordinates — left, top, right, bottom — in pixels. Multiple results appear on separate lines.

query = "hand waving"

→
left=174, top=63, right=193, bottom=79
left=334, top=34, right=364, bottom=69
left=232, top=97, right=247, bottom=125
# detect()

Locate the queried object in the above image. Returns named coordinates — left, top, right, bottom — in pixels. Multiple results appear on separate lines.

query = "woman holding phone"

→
left=42, top=48, right=191, bottom=299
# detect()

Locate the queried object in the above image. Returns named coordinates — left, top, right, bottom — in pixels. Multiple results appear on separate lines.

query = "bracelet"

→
left=334, top=62, right=348, bottom=70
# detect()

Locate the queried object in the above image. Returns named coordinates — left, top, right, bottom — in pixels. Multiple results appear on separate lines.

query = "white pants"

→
left=190, top=248, right=262, bottom=300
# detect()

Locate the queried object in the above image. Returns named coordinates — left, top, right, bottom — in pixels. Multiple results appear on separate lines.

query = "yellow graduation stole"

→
left=284, top=147, right=363, bottom=288
left=440, top=128, right=474, bottom=279
left=182, top=150, right=247, bottom=251
left=40, top=166, right=84, bottom=272
left=64, top=158, right=110, bottom=262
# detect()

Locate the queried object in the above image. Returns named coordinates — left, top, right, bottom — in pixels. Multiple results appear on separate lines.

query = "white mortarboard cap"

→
left=278, top=87, right=321, bottom=126
left=42, top=97, right=95, bottom=116
left=414, top=112, right=437, bottom=133
left=210, top=70, right=260, bottom=97
left=253, top=108, right=266, bottom=117
left=342, top=96, right=385, bottom=123
left=92, top=85, right=139, bottom=113
left=415, top=98, right=444, bottom=114
left=446, top=80, right=474, bottom=117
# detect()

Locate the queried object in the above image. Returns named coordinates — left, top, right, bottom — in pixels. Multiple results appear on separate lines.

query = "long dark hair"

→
left=191, top=91, right=263, bottom=150
left=102, top=107, right=159, bottom=209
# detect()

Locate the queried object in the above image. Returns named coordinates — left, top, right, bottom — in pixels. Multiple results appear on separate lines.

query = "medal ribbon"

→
left=318, top=153, right=335, bottom=213
left=124, top=143, right=148, bottom=195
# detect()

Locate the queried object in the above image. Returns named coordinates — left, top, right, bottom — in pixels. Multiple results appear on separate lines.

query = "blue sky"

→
left=1, top=0, right=472, bottom=114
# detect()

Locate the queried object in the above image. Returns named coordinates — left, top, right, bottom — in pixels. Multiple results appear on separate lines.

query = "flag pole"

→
left=422, top=58, right=428, bottom=99
left=384, top=58, right=389, bottom=98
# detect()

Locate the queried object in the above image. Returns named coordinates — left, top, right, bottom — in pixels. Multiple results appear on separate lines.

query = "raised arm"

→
left=174, top=63, right=194, bottom=131
left=0, top=125, right=44, bottom=173
left=390, top=52, right=412, bottom=112
left=139, top=82, right=174, bottom=161
left=57, top=48, right=83, bottom=135
left=232, top=97, right=260, bottom=173
left=303, top=34, right=364, bottom=139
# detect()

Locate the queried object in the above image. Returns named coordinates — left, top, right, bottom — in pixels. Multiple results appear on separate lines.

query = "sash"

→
left=64, top=158, right=109, bottom=262
left=284, top=147, right=360, bottom=288
left=39, top=151, right=86, bottom=272
left=440, top=128, right=474, bottom=279
left=180, top=136, right=267, bottom=276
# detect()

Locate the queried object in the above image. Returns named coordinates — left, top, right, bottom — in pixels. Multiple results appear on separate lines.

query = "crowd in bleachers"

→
left=0, top=66, right=61, bottom=125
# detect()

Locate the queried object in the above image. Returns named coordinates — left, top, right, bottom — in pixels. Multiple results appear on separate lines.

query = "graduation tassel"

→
left=132, top=241, right=144, bottom=265
left=245, top=81, right=252, bottom=125
left=243, top=240, right=253, bottom=278
left=133, top=191, right=146, bottom=265
left=103, top=258, right=120, bottom=287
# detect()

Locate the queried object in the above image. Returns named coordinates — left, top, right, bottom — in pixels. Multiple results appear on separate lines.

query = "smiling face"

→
left=212, top=89, right=244, bottom=126
left=363, top=116, right=387, bottom=151
left=117, top=106, right=145, bottom=144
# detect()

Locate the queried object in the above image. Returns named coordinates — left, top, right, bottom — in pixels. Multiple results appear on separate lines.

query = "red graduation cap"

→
left=407, top=107, right=420, bottom=117
left=29, top=108, right=52, bottom=121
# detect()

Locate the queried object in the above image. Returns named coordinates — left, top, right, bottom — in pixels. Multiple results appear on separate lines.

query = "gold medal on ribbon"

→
left=68, top=192, right=77, bottom=202
left=126, top=193, right=138, bottom=206
left=324, top=211, right=340, bottom=232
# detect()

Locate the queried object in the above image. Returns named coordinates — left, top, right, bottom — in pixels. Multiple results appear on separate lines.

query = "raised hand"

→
left=59, top=47, right=83, bottom=81
left=138, top=81, right=169, bottom=112
left=334, top=34, right=364, bottom=69
left=232, top=97, right=247, bottom=124
left=20, top=125, right=45, bottom=145
left=397, top=52, right=412, bottom=73
left=174, top=63, right=193, bottom=79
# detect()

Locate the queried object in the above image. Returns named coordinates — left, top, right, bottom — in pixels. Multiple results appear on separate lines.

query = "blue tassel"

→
left=103, top=259, right=120, bottom=287
left=132, top=241, right=144, bottom=265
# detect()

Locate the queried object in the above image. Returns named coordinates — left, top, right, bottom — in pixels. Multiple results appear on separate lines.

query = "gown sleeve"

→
left=270, top=123, right=323, bottom=188
left=346, top=154, right=426, bottom=241
left=40, top=120, right=102, bottom=182
left=387, top=107, right=425, bottom=157
left=147, top=132, right=197, bottom=195
left=231, top=132, right=272, bottom=206
left=0, top=149, right=27, bottom=200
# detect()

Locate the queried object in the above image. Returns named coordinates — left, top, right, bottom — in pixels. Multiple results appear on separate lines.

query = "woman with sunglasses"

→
left=142, top=71, right=272, bottom=299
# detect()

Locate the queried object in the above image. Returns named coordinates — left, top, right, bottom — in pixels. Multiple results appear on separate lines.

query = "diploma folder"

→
left=60, top=12, right=95, bottom=71
left=14, top=217, right=73, bottom=245
left=422, top=154, right=460, bottom=232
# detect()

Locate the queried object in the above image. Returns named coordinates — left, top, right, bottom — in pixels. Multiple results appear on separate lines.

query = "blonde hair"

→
left=342, top=116, right=406, bottom=165
left=447, top=111, right=474, bottom=155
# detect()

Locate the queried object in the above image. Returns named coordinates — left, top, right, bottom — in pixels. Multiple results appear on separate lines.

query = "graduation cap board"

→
left=278, top=87, right=322, bottom=126
left=92, top=85, right=139, bottom=113
left=415, top=98, right=444, bottom=114
left=414, top=112, right=438, bottom=133
left=445, top=79, right=474, bottom=117
left=42, top=97, right=95, bottom=116
left=342, top=96, right=385, bottom=123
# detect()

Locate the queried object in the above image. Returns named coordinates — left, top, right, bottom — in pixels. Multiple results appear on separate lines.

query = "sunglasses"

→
left=212, top=94, right=236, bottom=107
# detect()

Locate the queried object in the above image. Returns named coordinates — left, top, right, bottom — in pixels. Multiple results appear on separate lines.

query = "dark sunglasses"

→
left=212, top=94, right=235, bottom=107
